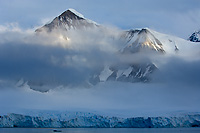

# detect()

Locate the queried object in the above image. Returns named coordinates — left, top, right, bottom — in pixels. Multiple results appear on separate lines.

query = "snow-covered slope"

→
left=36, top=8, right=98, bottom=32
left=0, top=113, right=200, bottom=128
left=149, top=28, right=200, bottom=58
left=121, top=28, right=191, bottom=55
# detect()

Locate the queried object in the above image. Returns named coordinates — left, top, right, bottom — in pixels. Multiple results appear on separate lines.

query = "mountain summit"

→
left=121, top=29, right=165, bottom=53
left=188, top=30, right=200, bottom=42
left=36, top=8, right=97, bottom=32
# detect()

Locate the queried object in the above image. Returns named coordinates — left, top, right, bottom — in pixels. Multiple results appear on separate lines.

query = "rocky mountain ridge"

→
left=188, top=30, right=200, bottom=42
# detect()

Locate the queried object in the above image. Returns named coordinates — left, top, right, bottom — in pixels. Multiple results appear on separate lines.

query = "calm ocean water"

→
left=0, top=128, right=200, bottom=133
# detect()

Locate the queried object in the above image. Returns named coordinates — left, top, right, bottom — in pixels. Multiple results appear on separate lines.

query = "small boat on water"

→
left=53, top=129, right=62, bottom=132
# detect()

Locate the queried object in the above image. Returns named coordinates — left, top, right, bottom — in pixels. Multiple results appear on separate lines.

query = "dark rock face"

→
left=107, top=63, right=157, bottom=83
left=188, top=31, right=200, bottom=42
left=89, top=63, right=157, bottom=85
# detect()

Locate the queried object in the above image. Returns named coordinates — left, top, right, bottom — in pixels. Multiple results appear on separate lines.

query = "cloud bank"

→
left=0, top=24, right=122, bottom=89
left=0, top=24, right=200, bottom=117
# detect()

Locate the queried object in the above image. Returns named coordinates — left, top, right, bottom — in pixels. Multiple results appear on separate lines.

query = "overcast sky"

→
left=0, top=0, right=200, bottom=38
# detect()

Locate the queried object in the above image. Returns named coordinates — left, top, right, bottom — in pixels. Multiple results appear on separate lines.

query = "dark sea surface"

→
left=0, top=128, right=200, bottom=133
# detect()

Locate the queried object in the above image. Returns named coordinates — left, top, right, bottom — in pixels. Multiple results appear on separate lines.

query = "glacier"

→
left=0, top=113, right=200, bottom=128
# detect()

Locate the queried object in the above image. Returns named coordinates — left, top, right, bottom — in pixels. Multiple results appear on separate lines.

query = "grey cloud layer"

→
left=0, top=26, right=121, bottom=87
left=0, top=23, right=200, bottom=116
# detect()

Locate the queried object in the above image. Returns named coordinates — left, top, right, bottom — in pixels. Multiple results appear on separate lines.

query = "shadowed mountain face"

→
left=36, top=9, right=97, bottom=32
left=90, top=63, right=157, bottom=84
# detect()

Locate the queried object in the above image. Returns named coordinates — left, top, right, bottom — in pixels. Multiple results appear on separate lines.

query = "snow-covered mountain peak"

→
left=68, top=8, right=85, bottom=18
left=188, top=30, right=200, bottom=42
left=36, top=9, right=98, bottom=32
left=57, top=9, right=85, bottom=20
left=121, top=28, right=165, bottom=53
